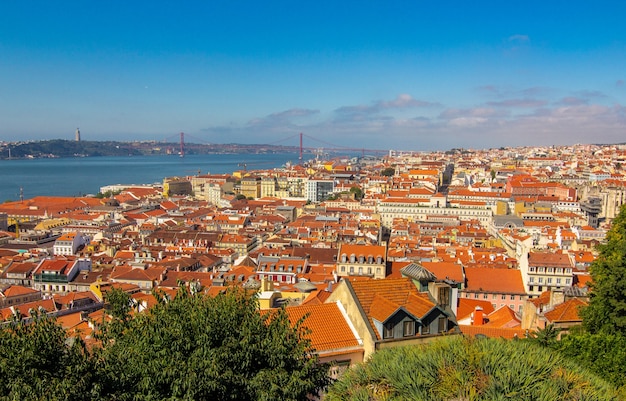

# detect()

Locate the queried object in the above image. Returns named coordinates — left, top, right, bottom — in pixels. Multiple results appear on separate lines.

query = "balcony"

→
left=33, top=273, right=68, bottom=283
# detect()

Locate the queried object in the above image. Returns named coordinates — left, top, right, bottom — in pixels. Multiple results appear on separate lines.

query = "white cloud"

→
left=334, top=94, right=438, bottom=117
left=439, top=107, right=502, bottom=119
left=448, top=117, right=488, bottom=127
left=201, top=96, right=626, bottom=151
left=487, top=98, right=547, bottom=108
left=556, top=97, right=588, bottom=106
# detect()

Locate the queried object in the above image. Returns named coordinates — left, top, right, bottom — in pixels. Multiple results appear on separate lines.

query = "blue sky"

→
left=1, top=1, right=625, bottom=151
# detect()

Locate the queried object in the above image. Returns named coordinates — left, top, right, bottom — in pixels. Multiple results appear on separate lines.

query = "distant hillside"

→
left=0, top=140, right=300, bottom=159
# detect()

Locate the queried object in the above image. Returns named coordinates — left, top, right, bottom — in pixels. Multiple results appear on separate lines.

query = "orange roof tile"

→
left=484, top=306, right=521, bottom=328
left=528, top=252, right=573, bottom=268
left=347, top=277, right=436, bottom=340
left=404, top=293, right=438, bottom=318
left=544, top=298, right=587, bottom=323
left=529, top=291, right=552, bottom=308
left=1, top=285, right=39, bottom=297
left=460, top=325, right=527, bottom=339
left=284, top=302, right=361, bottom=353
left=457, top=298, right=495, bottom=321
left=36, top=259, right=73, bottom=273
left=338, top=244, right=386, bottom=259
left=369, top=295, right=404, bottom=322
left=421, top=261, right=464, bottom=282
left=56, top=311, right=85, bottom=329
left=302, top=289, right=333, bottom=305
left=464, top=267, right=526, bottom=294
left=0, top=299, right=57, bottom=321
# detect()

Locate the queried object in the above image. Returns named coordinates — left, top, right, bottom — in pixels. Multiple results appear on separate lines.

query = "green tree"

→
left=327, top=336, right=620, bottom=400
left=93, top=287, right=330, bottom=400
left=349, top=186, right=363, bottom=200
left=581, top=205, right=626, bottom=334
left=380, top=167, right=395, bottom=177
left=0, top=310, right=93, bottom=401
left=529, top=323, right=561, bottom=347
left=555, top=332, right=626, bottom=390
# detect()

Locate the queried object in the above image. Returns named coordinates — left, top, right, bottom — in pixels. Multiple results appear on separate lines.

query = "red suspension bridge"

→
left=162, top=132, right=388, bottom=161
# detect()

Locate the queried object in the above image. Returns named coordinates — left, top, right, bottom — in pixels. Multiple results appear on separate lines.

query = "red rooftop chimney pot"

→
left=473, top=306, right=485, bottom=326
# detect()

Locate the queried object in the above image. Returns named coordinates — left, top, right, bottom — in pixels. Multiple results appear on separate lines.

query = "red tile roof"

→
left=338, top=244, right=386, bottom=259
left=528, top=252, right=573, bottom=268
left=484, top=306, right=521, bottom=328
left=284, top=302, right=361, bottom=353
left=544, top=298, right=587, bottom=323
left=1, top=285, right=39, bottom=297
left=348, top=277, right=436, bottom=340
left=457, top=298, right=495, bottom=321
left=421, top=261, right=464, bottom=282
left=464, top=267, right=526, bottom=294
left=36, top=259, right=73, bottom=274
left=0, top=299, right=57, bottom=321
left=460, top=325, right=527, bottom=339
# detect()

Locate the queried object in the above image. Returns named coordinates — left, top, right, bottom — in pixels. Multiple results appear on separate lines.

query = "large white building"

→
left=53, top=232, right=88, bottom=256
left=305, top=179, right=335, bottom=203
left=517, top=249, right=574, bottom=297
left=377, top=197, right=493, bottom=229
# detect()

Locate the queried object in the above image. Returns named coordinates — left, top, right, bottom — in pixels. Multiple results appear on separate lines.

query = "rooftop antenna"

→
left=299, top=132, right=303, bottom=165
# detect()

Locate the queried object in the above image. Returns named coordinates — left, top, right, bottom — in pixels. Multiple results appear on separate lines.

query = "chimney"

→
left=549, top=288, right=565, bottom=308
left=472, top=306, right=485, bottom=326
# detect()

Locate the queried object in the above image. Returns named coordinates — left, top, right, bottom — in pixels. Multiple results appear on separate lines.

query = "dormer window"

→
left=383, top=322, right=394, bottom=339
left=403, top=321, right=415, bottom=337
left=438, top=317, right=448, bottom=333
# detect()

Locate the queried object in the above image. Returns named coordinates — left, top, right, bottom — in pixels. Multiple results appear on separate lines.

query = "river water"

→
left=0, top=153, right=301, bottom=201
